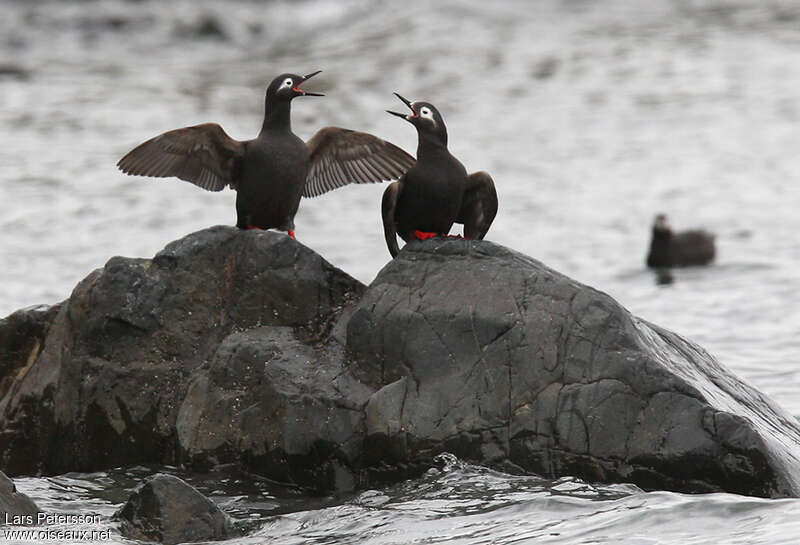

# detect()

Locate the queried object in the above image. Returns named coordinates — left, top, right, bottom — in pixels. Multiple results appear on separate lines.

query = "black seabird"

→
left=117, top=71, right=415, bottom=238
left=381, top=94, right=497, bottom=257
left=646, top=214, right=716, bottom=268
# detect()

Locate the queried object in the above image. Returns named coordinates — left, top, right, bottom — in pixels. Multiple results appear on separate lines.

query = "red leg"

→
left=413, top=230, right=438, bottom=241
left=247, top=225, right=263, bottom=231
left=288, top=230, right=296, bottom=240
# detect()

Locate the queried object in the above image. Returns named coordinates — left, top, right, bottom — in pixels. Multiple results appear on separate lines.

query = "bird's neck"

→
left=260, top=98, right=292, bottom=135
left=416, top=132, right=449, bottom=162
left=652, top=228, right=672, bottom=243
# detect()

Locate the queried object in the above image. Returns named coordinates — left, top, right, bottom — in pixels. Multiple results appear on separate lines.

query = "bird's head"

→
left=387, top=93, right=447, bottom=144
left=267, top=71, right=324, bottom=101
left=652, top=214, right=673, bottom=238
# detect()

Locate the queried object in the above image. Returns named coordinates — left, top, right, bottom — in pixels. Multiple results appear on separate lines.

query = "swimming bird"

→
left=117, top=71, right=415, bottom=238
left=646, top=214, right=716, bottom=268
left=382, top=94, right=497, bottom=257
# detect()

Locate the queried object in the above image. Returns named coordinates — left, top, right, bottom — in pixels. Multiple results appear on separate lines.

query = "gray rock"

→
left=0, top=226, right=364, bottom=477
left=116, top=473, right=235, bottom=544
left=3, top=228, right=800, bottom=498
left=347, top=238, right=800, bottom=497
left=176, top=325, right=371, bottom=491
left=0, top=471, right=39, bottom=522
left=0, top=304, right=61, bottom=401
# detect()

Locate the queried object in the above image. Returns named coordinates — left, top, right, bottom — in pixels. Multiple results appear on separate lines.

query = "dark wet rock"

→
left=176, top=323, right=370, bottom=492
left=116, top=473, right=236, bottom=544
left=0, top=304, right=61, bottom=400
left=0, top=471, right=39, bottom=520
left=0, top=226, right=363, bottom=477
left=2, top=229, right=800, bottom=498
left=348, top=239, right=800, bottom=498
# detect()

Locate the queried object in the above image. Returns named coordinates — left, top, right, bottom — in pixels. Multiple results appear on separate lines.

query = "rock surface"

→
left=0, top=471, right=39, bottom=520
left=115, top=473, right=236, bottom=544
left=2, top=227, right=800, bottom=498
left=176, top=324, right=371, bottom=491
left=0, top=304, right=61, bottom=401
left=348, top=240, right=800, bottom=497
left=0, top=226, right=364, bottom=477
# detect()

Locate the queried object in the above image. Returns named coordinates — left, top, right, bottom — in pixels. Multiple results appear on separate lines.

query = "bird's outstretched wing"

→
left=117, top=123, right=245, bottom=192
left=456, top=171, right=498, bottom=240
left=381, top=181, right=403, bottom=258
left=304, top=127, right=415, bottom=198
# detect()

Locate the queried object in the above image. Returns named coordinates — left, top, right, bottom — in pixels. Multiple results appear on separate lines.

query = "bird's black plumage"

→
left=646, top=214, right=716, bottom=268
left=118, top=71, right=415, bottom=236
left=382, top=94, right=497, bottom=257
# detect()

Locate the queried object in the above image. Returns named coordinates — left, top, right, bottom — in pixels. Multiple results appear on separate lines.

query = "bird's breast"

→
left=243, top=138, right=308, bottom=181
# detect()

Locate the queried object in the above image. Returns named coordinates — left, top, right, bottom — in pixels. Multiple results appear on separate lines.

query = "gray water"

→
left=10, top=455, right=800, bottom=545
left=2, top=0, right=800, bottom=543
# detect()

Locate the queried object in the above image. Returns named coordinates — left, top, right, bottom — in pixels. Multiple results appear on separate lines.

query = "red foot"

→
left=247, top=225, right=263, bottom=231
left=412, top=231, right=470, bottom=241
left=413, top=230, right=438, bottom=241
left=288, top=230, right=296, bottom=240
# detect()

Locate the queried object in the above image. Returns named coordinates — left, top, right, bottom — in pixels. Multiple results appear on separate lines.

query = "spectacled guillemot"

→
left=382, top=94, right=497, bottom=257
left=646, top=214, right=716, bottom=268
left=117, top=71, right=415, bottom=238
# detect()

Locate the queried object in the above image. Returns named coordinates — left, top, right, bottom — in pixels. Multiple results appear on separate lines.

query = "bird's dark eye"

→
left=283, top=78, right=293, bottom=87
left=421, top=107, right=431, bottom=116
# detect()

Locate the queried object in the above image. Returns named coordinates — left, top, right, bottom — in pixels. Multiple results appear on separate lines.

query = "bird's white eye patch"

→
left=420, top=106, right=432, bottom=118
left=283, top=78, right=293, bottom=87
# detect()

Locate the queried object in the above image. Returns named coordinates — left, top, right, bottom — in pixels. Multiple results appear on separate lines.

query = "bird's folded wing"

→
left=381, top=181, right=403, bottom=258
left=304, top=127, right=416, bottom=198
left=456, top=171, right=498, bottom=240
left=117, top=123, right=245, bottom=192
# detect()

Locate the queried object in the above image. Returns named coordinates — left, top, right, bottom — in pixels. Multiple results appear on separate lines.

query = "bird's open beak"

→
left=294, top=70, right=324, bottom=97
left=386, top=92, right=417, bottom=120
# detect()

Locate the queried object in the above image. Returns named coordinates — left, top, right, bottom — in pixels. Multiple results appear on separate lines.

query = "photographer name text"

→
left=5, top=512, right=102, bottom=525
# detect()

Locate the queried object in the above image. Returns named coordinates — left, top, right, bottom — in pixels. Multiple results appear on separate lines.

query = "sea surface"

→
left=2, top=0, right=800, bottom=543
